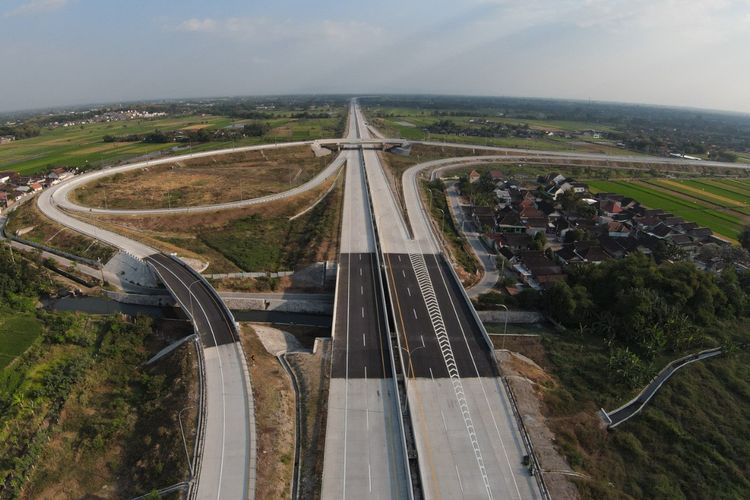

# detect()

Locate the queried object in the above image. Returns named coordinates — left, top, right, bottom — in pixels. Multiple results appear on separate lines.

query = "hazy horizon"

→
left=2, top=0, right=749, bottom=114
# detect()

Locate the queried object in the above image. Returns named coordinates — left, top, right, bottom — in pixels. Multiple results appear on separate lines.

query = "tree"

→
left=531, top=231, right=547, bottom=251
left=739, top=225, right=750, bottom=251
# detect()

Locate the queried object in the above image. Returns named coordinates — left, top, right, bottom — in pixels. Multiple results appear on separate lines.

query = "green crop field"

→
left=0, top=313, right=43, bottom=369
left=645, top=179, right=750, bottom=216
left=588, top=180, right=744, bottom=240
left=679, top=179, right=750, bottom=204
left=0, top=110, right=344, bottom=175
left=0, top=115, right=231, bottom=174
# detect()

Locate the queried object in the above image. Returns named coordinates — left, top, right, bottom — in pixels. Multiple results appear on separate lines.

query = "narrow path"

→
left=603, top=347, right=723, bottom=428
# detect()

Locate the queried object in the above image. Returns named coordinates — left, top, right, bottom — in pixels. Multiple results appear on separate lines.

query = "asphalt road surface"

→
left=356, top=104, right=540, bottom=499
left=321, top=102, right=410, bottom=499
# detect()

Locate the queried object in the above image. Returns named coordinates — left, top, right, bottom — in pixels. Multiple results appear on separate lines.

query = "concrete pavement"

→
left=321, top=102, right=411, bottom=499
left=355, top=103, right=541, bottom=499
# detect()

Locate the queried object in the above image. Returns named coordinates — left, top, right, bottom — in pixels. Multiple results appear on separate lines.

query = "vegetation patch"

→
left=421, top=179, right=479, bottom=283
left=5, top=200, right=116, bottom=262
left=0, top=314, right=42, bottom=369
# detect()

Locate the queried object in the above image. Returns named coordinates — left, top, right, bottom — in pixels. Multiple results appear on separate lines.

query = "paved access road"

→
left=321, top=102, right=411, bottom=499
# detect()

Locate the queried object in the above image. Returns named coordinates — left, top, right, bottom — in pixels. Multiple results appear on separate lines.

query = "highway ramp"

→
left=37, top=183, right=256, bottom=499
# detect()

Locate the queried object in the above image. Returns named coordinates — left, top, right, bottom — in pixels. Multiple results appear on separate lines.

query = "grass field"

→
left=73, top=146, right=328, bottom=209
left=588, top=179, right=745, bottom=240
left=506, top=320, right=750, bottom=499
left=366, top=107, right=631, bottom=156
left=0, top=314, right=42, bottom=369
left=0, top=110, right=344, bottom=175
left=84, top=171, right=345, bottom=275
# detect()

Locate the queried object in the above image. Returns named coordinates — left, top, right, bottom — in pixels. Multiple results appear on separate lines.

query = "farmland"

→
left=587, top=178, right=750, bottom=241
left=368, top=110, right=631, bottom=156
left=0, top=110, right=344, bottom=175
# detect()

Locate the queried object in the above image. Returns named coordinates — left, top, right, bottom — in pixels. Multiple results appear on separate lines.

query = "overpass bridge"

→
left=315, top=138, right=411, bottom=152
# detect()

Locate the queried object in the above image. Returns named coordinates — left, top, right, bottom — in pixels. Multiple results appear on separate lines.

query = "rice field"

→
left=588, top=178, right=750, bottom=241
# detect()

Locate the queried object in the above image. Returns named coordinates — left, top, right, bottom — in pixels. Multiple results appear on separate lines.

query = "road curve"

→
left=53, top=142, right=346, bottom=216
left=37, top=168, right=256, bottom=499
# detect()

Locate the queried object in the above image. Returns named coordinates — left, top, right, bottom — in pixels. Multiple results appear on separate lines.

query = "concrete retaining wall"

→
left=106, top=290, right=333, bottom=314
left=219, top=296, right=333, bottom=315
left=477, top=310, right=544, bottom=324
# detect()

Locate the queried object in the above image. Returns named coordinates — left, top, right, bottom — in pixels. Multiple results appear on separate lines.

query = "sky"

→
left=1, top=0, right=749, bottom=113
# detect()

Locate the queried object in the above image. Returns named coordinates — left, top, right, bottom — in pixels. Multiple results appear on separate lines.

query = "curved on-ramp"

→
left=37, top=175, right=256, bottom=499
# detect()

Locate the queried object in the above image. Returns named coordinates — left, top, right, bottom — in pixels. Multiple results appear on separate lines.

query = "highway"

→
left=37, top=172, right=256, bottom=499
left=355, top=103, right=541, bottom=499
left=321, top=102, right=411, bottom=499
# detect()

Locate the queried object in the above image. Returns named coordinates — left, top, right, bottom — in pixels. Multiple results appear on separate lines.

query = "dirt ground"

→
left=72, top=146, right=328, bottom=209
left=496, top=342, right=582, bottom=500
left=76, top=175, right=340, bottom=276
left=239, top=324, right=295, bottom=500
left=286, top=339, right=330, bottom=500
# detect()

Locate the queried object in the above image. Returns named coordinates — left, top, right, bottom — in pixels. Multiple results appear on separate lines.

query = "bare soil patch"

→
left=72, top=146, right=328, bottom=209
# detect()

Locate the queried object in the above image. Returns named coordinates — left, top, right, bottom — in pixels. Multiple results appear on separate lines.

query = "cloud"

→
left=176, top=18, right=218, bottom=33
left=5, top=0, right=69, bottom=17
left=172, top=16, right=384, bottom=47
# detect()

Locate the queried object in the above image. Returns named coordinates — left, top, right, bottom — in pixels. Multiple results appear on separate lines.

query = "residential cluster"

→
left=458, top=169, right=732, bottom=291
left=46, top=109, right=167, bottom=129
left=0, top=167, right=74, bottom=212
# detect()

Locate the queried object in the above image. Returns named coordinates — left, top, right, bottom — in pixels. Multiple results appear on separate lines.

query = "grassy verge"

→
left=5, top=200, right=116, bottom=262
left=500, top=320, right=750, bottom=499
left=1, top=313, right=195, bottom=498
left=421, top=180, right=479, bottom=283
left=72, top=146, right=328, bottom=209
left=239, top=325, right=294, bottom=499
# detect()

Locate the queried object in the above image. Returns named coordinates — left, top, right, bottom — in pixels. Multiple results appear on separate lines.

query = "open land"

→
left=72, top=146, right=328, bottom=209
left=0, top=111, right=344, bottom=175
left=78, top=172, right=345, bottom=275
